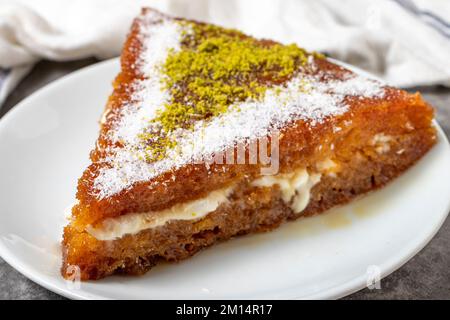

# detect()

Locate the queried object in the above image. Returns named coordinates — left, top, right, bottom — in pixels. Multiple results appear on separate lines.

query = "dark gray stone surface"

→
left=0, top=60, right=449, bottom=300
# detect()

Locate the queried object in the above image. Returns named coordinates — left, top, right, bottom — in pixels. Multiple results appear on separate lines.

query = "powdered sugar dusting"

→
left=92, top=11, right=386, bottom=199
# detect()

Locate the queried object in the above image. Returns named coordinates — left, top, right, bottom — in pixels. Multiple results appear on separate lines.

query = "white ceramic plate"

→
left=0, top=58, right=449, bottom=300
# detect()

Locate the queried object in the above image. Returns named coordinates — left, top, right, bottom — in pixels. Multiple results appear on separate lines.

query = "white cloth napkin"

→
left=1, top=0, right=450, bottom=106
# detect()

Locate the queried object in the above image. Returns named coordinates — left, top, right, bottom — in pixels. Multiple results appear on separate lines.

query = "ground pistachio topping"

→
left=140, top=21, right=313, bottom=162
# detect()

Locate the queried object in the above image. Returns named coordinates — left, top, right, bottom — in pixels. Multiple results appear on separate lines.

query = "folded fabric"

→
left=0, top=0, right=449, bottom=107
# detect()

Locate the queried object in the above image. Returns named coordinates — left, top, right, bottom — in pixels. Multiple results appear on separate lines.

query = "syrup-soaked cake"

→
left=62, top=8, right=436, bottom=280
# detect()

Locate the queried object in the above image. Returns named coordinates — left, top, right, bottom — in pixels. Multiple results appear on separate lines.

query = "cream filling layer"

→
left=251, top=168, right=321, bottom=213
left=87, top=168, right=321, bottom=241
left=86, top=187, right=234, bottom=241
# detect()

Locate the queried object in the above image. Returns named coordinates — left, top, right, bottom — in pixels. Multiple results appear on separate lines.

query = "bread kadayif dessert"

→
left=62, top=8, right=436, bottom=280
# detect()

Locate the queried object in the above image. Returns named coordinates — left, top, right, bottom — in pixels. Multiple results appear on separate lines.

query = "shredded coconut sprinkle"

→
left=93, top=10, right=385, bottom=199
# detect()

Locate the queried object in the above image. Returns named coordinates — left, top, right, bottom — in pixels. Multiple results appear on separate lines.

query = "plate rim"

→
left=0, top=58, right=449, bottom=300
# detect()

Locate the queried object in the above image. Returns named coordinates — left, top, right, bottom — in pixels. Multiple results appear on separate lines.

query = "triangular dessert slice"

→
left=62, top=8, right=436, bottom=280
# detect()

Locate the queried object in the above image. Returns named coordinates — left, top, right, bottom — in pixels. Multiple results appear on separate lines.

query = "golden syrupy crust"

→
left=62, top=122, right=435, bottom=280
left=62, top=8, right=437, bottom=280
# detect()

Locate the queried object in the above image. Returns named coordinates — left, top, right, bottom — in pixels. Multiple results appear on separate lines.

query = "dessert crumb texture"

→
left=62, top=8, right=436, bottom=281
left=93, top=10, right=385, bottom=199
